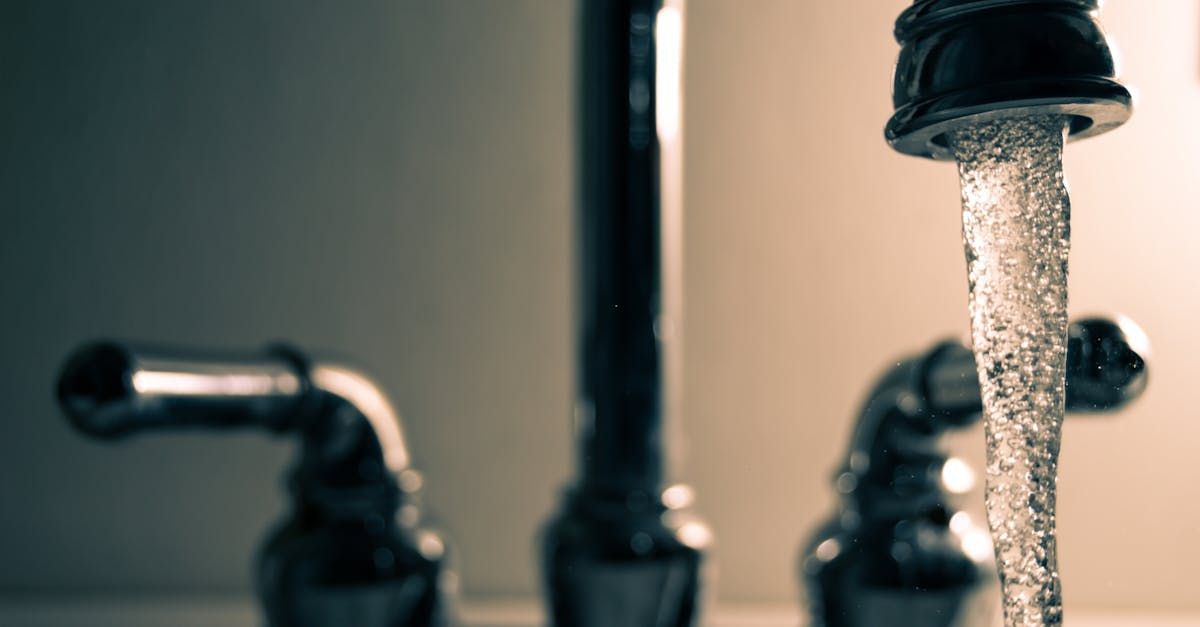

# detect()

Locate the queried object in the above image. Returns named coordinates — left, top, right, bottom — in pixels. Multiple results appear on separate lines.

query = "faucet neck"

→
left=575, top=0, right=676, bottom=493
left=887, top=0, right=1129, bottom=159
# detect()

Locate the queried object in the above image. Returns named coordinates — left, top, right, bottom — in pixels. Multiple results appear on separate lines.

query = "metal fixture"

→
left=57, top=341, right=451, bottom=627
left=801, top=316, right=1149, bottom=627
left=887, top=0, right=1133, bottom=159
left=539, top=0, right=711, bottom=625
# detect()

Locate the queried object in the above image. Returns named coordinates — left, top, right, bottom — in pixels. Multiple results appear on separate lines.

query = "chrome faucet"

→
left=539, top=0, right=711, bottom=625
left=887, top=0, right=1131, bottom=160
left=57, top=341, right=451, bottom=627
left=800, top=316, right=1149, bottom=627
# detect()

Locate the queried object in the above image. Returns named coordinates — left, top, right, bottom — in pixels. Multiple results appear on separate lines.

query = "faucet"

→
left=874, top=3, right=1141, bottom=625
left=57, top=341, right=451, bottom=627
left=800, top=316, right=1149, bottom=627
left=887, top=0, right=1132, bottom=160
left=539, top=0, right=711, bottom=625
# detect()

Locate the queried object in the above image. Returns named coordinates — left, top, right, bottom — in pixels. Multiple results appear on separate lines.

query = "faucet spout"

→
left=57, top=342, right=306, bottom=437
left=57, top=341, right=416, bottom=503
left=886, top=0, right=1132, bottom=159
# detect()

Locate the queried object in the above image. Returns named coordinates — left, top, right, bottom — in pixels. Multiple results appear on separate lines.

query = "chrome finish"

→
left=886, top=0, right=1132, bottom=159
left=540, top=1, right=708, bottom=624
left=575, top=0, right=682, bottom=493
left=57, top=342, right=418, bottom=503
left=56, top=341, right=447, bottom=627
left=308, top=362, right=411, bottom=474
left=58, top=342, right=304, bottom=438
left=801, top=316, right=1149, bottom=627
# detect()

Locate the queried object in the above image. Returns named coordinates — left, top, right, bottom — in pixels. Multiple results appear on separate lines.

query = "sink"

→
left=0, top=599, right=1196, bottom=627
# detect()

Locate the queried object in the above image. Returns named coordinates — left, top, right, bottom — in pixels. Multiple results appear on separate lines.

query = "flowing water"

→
left=947, top=115, right=1071, bottom=627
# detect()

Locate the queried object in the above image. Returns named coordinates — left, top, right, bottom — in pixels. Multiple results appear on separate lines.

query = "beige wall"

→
left=0, top=0, right=1195, bottom=614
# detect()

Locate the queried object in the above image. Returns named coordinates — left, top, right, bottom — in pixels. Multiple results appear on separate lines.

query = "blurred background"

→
left=0, top=0, right=1195, bottom=615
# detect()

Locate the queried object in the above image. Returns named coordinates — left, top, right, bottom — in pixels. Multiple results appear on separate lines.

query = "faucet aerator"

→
left=887, top=0, right=1132, bottom=160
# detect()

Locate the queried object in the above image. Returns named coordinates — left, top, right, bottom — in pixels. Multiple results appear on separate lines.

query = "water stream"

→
left=947, top=115, right=1072, bottom=627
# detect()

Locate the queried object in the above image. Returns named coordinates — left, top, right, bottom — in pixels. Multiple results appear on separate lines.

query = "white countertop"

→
left=0, top=598, right=1196, bottom=627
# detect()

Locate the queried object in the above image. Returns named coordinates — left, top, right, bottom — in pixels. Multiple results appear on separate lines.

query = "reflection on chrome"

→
left=1116, top=313, right=1152, bottom=359
left=963, top=532, right=995, bottom=564
left=661, top=483, right=695, bottom=510
left=948, top=512, right=995, bottom=564
left=676, top=519, right=713, bottom=550
left=814, top=538, right=841, bottom=563
left=417, top=529, right=446, bottom=560
left=656, top=0, right=687, bottom=482
left=654, top=2, right=683, bottom=143
left=950, top=511, right=973, bottom=535
left=310, top=363, right=411, bottom=473
left=131, top=368, right=301, bottom=397
left=941, top=456, right=977, bottom=495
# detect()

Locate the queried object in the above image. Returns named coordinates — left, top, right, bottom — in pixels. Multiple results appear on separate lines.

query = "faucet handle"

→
left=1065, top=315, right=1150, bottom=412
left=920, top=315, right=1149, bottom=422
left=56, top=340, right=452, bottom=626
